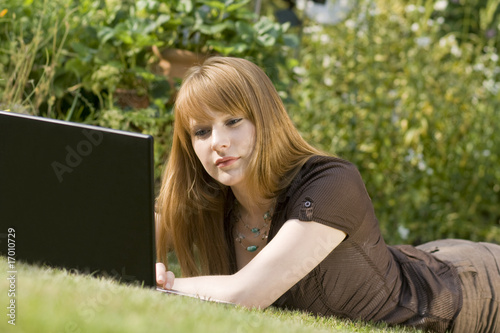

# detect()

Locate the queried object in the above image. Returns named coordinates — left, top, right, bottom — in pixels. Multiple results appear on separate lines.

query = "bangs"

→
left=174, top=61, right=256, bottom=131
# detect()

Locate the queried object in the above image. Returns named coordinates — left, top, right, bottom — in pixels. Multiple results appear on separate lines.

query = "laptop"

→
left=0, top=110, right=156, bottom=287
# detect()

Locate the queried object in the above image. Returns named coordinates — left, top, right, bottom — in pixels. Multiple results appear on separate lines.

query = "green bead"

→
left=251, top=228, right=260, bottom=234
left=246, top=245, right=258, bottom=252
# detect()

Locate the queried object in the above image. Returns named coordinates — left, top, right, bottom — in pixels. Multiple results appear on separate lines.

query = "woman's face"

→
left=190, top=110, right=256, bottom=188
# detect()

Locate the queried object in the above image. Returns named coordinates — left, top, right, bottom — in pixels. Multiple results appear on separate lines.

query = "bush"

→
left=0, top=0, right=298, bottom=182
left=287, top=0, right=500, bottom=245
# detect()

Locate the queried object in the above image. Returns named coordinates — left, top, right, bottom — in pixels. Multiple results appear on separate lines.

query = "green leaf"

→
left=198, top=0, right=226, bottom=11
left=283, top=34, right=299, bottom=48
left=97, top=27, right=116, bottom=45
left=206, top=40, right=234, bottom=55
left=257, top=34, right=276, bottom=47
left=229, top=42, right=248, bottom=53
left=236, top=20, right=254, bottom=38
left=254, top=17, right=275, bottom=34
left=134, top=67, right=156, bottom=81
left=64, top=58, right=92, bottom=79
left=198, top=21, right=233, bottom=35
left=115, top=30, right=134, bottom=44
left=177, top=0, right=194, bottom=13
left=235, top=21, right=256, bottom=44
left=70, top=42, right=97, bottom=62
left=155, top=14, right=171, bottom=27
left=226, top=0, right=250, bottom=12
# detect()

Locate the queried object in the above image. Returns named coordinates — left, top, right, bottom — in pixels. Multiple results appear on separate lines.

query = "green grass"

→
left=0, top=257, right=421, bottom=333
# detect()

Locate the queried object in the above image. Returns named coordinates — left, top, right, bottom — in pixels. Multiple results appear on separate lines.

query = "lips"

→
left=215, top=156, right=239, bottom=168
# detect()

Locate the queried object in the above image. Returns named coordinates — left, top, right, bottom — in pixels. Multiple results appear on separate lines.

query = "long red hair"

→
left=156, top=57, right=322, bottom=276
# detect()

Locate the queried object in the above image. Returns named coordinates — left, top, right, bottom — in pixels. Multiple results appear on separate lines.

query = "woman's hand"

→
left=156, top=262, right=175, bottom=289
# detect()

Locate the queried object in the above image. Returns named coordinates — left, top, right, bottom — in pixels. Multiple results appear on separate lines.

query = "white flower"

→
left=437, top=17, right=445, bottom=25
left=320, top=34, right=331, bottom=44
left=416, top=36, right=431, bottom=47
left=293, top=66, right=307, bottom=76
left=398, top=225, right=410, bottom=240
left=474, top=63, right=486, bottom=71
left=439, top=34, right=456, bottom=47
left=451, top=45, right=462, bottom=57
left=345, top=19, right=356, bottom=29
left=434, top=0, right=448, bottom=11
left=369, top=7, right=380, bottom=17
left=439, top=37, right=447, bottom=48
left=405, top=148, right=416, bottom=162
left=322, top=55, right=331, bottom=68
left=388, top=89, right=398, bottom=98
left=303, top=25, right=322, bottom=35
left=483, top=79, right=500, bottom=93
left=296, top=0, right=306, bottom=11
left=491, top=53, right=499, bottom=62
left=324, top=77, right=333, bottom=86
left=406, top=4, right=416, bottom=12
left=389, top=14, right=400, bottom=22
left=411, top=23, right=420, bottom=32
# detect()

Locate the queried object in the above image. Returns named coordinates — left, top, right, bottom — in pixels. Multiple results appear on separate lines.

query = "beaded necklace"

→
left=233, top=201, right=273, bottom=252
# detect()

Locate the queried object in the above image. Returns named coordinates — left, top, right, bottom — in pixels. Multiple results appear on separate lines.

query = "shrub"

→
left=287, top=0, right=500, bottom=245
left=0, top=0, right=298, bottom=182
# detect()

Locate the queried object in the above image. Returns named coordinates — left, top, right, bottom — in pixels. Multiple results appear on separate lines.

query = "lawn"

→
left=0, top=257, right=422, bottom=333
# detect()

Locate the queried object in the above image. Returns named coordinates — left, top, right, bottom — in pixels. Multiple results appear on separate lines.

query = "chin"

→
left=217, top=179, right=239, bottom=187
left=216, top=176, right=243, bottom=187
left=210, top=169, right=246, bottom=187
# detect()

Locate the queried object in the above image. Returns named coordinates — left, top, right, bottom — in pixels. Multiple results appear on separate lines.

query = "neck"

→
left=231, top=185, right=273, bottom=219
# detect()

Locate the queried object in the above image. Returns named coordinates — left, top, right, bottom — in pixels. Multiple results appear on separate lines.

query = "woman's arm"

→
left=157, top=219, right=346, bottom=308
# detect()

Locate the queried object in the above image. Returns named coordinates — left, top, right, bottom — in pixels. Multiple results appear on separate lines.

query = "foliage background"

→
left=0, top=0, right=298, bottom=181
left=1, top=0, right=500, bottom=246
left=287, top=0, right=500, bottom=244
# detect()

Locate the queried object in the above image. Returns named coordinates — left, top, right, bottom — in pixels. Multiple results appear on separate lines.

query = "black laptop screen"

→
left=0, top=111, right=156, bottom=287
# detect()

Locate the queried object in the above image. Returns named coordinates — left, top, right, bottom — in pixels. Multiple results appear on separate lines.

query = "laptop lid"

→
left=0, top=111, right=156, bottom=287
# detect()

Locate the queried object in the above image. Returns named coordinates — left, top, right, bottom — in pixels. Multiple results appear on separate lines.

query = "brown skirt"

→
left=417, top=239, right=500, bottom=333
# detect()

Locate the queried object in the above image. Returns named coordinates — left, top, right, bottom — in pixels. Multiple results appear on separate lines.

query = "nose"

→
left=210, top=128, right=230, bottom=151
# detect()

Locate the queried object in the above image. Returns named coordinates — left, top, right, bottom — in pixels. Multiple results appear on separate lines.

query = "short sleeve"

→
left=287, top=157, right=373, bottom=237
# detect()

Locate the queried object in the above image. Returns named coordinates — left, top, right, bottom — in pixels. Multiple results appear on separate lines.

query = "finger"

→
left=165, top=271, right=175, bottom=290
left=156, top=262, right=167, bottom=285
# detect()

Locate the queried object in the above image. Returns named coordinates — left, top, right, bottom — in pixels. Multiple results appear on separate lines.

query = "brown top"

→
left=225, top=156, right=462, bottom=333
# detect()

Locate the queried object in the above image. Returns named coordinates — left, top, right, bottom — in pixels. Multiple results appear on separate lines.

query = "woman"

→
left=155, top=56, right=500, bottom=332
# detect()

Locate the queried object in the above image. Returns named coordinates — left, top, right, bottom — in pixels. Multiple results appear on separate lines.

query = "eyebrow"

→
left=189, top=112, right=238, bottom=127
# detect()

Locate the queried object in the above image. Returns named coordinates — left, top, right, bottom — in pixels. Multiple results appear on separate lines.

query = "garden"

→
left=1, top=0, right=500, bottom=332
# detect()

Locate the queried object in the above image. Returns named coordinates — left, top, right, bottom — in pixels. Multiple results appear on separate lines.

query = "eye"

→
left=226, top=118, right=243, bottom=126
left=193, top=128, right=210, bottom=138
